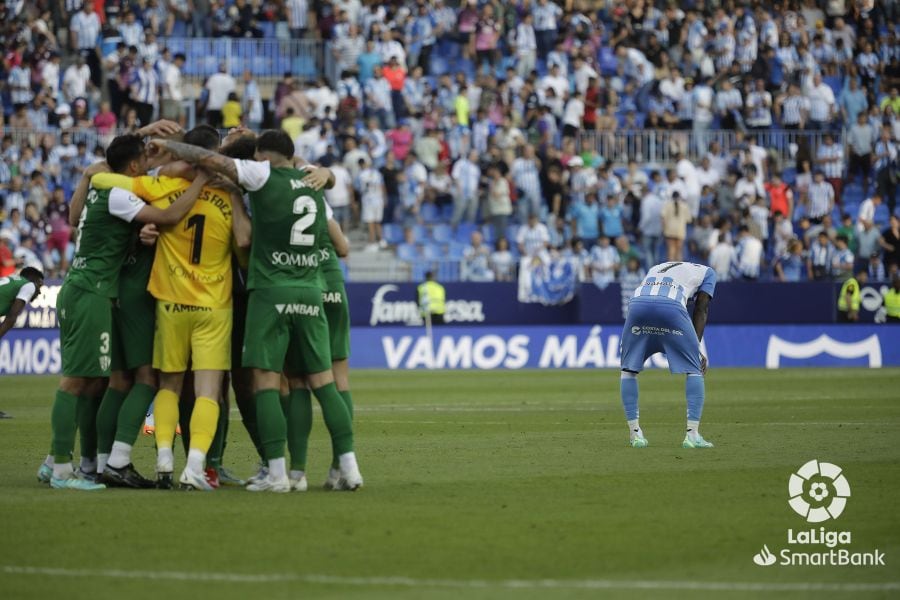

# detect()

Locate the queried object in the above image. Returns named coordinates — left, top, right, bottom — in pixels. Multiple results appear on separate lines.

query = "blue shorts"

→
left=620, top=298, right=702, bottom=374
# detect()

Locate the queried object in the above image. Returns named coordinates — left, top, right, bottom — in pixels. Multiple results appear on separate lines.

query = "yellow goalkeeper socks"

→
left=153, top=389, right=180, bottom=461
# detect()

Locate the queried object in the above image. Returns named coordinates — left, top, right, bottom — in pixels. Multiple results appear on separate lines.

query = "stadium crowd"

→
left=1, top=0, right=900, bottom=285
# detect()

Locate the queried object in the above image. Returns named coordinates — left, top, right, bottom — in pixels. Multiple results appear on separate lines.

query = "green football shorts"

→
left=58, top=282, right=114, bottom=378
left=110, top=287, right=156, bottom=372
left=322, top=278, right=350, bottom=362
left=242, top=286, right=332, bottom=375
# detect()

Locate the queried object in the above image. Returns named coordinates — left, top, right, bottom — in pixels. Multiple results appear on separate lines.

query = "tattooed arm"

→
left=148, top=139, right=239, bottom=183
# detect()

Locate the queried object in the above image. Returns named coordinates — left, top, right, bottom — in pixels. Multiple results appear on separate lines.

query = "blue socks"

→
left=620, top=372, right=639, bottom=421
left=686, top=374, right=705, bottom=423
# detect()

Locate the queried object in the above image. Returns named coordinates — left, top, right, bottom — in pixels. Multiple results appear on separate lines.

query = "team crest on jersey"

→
left=99, top=356, right=111, bottom=371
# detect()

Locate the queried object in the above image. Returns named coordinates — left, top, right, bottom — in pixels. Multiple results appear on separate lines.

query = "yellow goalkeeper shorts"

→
left=153, top=302, right=232, bottom=372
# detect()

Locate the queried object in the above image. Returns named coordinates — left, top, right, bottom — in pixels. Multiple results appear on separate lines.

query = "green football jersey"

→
left=237, top=161, right=328, bottom=291
left=66, top=186, right=147, bottom=298
left=320, top=235, right=344, bottom=284
left=119, top=237, right=155, bottom=300
left=0, top=275, right=34, bottom=316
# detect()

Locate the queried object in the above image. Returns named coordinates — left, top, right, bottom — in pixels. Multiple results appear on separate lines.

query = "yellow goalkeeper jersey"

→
left=91, top=173, right=234, bottom=308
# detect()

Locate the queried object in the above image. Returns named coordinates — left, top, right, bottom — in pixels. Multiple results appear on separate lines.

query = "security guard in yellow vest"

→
left=418, top=271, right=446, bottom=325
left=837, top=268, right=867, bottom=322
left=885, top=275, right=900, bottom=322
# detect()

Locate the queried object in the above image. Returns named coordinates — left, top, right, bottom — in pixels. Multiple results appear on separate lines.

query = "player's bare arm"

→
left=692, top=292, right=711, bottom=374
left=299, top=165, right=336, bottom=190
left=68, top=161, right=111, bottom=227
left=231, top=191, right=252, bottom=249
left=328, top=218, right=350, bottom=257
left=136, top=119, right=183, bottom=139
left=148, top=139, right=239, bottom=183
left=135, top=171, right=210, bottom=225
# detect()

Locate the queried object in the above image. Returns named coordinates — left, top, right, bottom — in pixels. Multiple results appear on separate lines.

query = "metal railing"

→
left=577, top=129, right=839, bottom=167
left=157, top=37, right=323, bottom=82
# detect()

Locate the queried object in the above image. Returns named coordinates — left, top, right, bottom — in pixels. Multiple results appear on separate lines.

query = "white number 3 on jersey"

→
left=290, top=195, right=317, bottom=247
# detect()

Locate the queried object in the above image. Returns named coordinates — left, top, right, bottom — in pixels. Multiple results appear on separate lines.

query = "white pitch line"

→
left=2, top=566, right=897, bottom=593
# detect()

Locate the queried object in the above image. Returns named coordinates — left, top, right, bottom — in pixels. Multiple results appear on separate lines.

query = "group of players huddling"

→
left=33, top=118, right=362, bottom=493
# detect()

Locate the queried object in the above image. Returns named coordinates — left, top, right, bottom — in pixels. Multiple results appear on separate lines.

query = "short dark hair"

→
left=184, top=125, right=220, bottom=151
left=106, top=134, right=145, bottom=173
left=836, top=234, right=849, bottom=244
left=220, top=135, right=257, bottom=160
left=20, top=266, right=44, bottom=283
left=256, top=130, right=294, bottom=160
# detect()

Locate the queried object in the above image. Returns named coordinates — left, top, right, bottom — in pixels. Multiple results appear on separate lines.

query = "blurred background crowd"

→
left=0, top=0, right=899, bottom=286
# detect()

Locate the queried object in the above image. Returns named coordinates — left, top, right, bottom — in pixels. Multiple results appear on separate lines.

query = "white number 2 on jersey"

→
left=290, top=195, right=317, bottom=247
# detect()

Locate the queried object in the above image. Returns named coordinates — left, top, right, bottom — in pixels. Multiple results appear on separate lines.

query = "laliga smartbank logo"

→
left=752, top=460, right=885, bottom=568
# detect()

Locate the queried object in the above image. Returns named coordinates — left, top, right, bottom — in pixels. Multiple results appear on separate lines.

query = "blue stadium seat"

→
left=504, top=225, right=519, bottom=243
left=259, top=22, right=276, bottom=38
left=420, top=203, right=440, bottom=224
left=599, top=46, right=618, bottom=76
left=440, top=204, right=454, bottom=220
left=397, top=243, right=420, bottom=262
left=412, top=224, right=430, bottom=243
left=824, top=76, right=843, bottom=96
left=480, top=224, right=495, bottom=244
left=432, top=223, right=453, bottom=243
left=454, top=223, right=477, bottom=243
left=423, top=244, right=445, bottom=260
left=436, top=260, right=460, bottom=282
left=447, top=243, right=466, bottom=260
left=382, top=223, right=404, bottom=245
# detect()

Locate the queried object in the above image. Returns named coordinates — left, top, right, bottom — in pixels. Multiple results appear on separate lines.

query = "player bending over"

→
left=150, top=130, right=363, bottom=493
left=619, top=261, right=716, bottom=449
left=0, top=268, right=44, bottom=419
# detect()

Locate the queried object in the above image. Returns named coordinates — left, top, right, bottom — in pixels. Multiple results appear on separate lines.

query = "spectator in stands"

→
left=160, top=53, right=186, bottom=126
left=840, top=77, right=868, bottom=125
left=516, top=214, right=550, bottom=258
left=69, top=3, right=101, bottom=87
left=0, top=232, right=16, bottom=277
left=204, top=62, right=237, bottom=127
left=882, top=215, right=900, bottom=275
left=222, top=92, right=242, bottom=128
left=490, top=237, right=515, bottom=282
left=868, top=253, right=886, bottom=282
left=776, top=83, right=808, bottom=129
left=774, top=239, right=806, bottom=282
left=873, top=128, right=898, bottom=216
left=808, top=230, right=834, bottom=281
left=734, top=225, right=763, bottom=281
left=486, top=163, right=512, bottom=243
left=816, top=133, right=844, bottom=204
left=619, top=256, right=645, bottom=316
left=857, top=220, right=885, bottom=272
left=745, top=78, right=773, bottom=130
left=589, top=235, right=618, bottom=290
left=62, top=53, right=92, bottom=104
left=831, top=235, right=855, bottom=281
left=358, top=158, right=387, bottom=251
left=450, top=149, right=481, bottom=228
left=847, top=111, right=876, bottom=192
left=599, top=195, right=623, bottom=240
left=568, top=192, right=599, bottom=251
left=807, top=170, right=835, bottom=224
left=661, top=191, right=690, bottom=261
left=805, top=73, right=837, bottom=130
left=513, top=12, right=537, bottom=79
left=462, top=230, right=494, bottom=282
left=131, top=57, right=159, bottom=126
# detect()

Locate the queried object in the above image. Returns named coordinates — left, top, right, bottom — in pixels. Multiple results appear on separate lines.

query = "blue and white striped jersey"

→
left=632, top=262, right=716, bottom=307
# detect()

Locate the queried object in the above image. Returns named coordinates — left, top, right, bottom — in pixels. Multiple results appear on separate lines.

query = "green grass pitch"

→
left=1, top=368, right=899, bottom=600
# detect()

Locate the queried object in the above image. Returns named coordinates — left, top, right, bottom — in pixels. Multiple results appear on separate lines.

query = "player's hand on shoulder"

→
left=84, top=160, right=111, bottom=177
left=139, top=223, right=159, bottom=246
left=301, top=165, right=332, bottom=191
left=138, top=119, right=183, bottom=138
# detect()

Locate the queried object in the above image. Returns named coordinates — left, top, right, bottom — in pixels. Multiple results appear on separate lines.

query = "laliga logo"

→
left=788, top=460, right=851, bottom=523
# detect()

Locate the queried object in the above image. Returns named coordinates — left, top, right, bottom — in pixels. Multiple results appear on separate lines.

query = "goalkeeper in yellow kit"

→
left=95, top=125, right=251, bottom=490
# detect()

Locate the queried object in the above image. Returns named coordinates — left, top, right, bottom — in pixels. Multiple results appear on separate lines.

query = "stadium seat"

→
left=432, top=224, right=453, bottom=243
left=440, top=204, right=454, bottom=221
left=259, top=22, right=276, bottom=38
left=382, top=223, right=404, bottom=245
left=447, top=243, right=466, bottom=260
left=412, top=224, right=430, bottom=243
left=480, top=224, right=495, bottom=245
left=396, top=243, right=420, bottom=262
left=423, top=244, right=445, bottom=261
left=454, top=223, right=477, bottom=243
left=420, top=203, right=440, bottom=224
left=504, top=225, right=519, bottom=243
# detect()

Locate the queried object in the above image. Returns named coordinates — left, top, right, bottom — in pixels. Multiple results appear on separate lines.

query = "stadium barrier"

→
left=576, top=129, right=836, bottom=166
left=9, top=280, right=896, bottom=334
left=2, top=324, right=897, bottom=374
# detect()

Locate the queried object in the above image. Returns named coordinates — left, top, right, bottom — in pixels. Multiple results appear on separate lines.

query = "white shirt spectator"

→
left=856, top=197, right=876, bottom=233
left=516, top=222, right=551, bottom=257
left=70, top=10, right=101, bottom=50
left=131, top=66, right=159, bottom=105
left=205, top=72, right=237, bottom=111
left=8, top=65, right=33, bottom=104
left=451, top=158, right=481, bottom=200
left=676, top=157, right=701, bottom=216
left=325, top=164, right=353, bottom=209
left=41, top=60, right=60, bottom=97
left=692, top=83, right=714, bottom=123
left=807, top=180, right=834, bottom=219
left=697, top=165, right=720, bottom=189
left=589, top=243, right=619, bottom=289
left=533, top=1, right=562, bottom=31
left=287, top=0, right=309, bottom=29
left=806, top=81, right=836, bottom=123
left=734, top=234, right=763, bottom=278
left=62, top=63, right=91, bottom=102
left=639, top=192, right=663, bottom=237
left=745, top=90, right=773, bottom=127
left=562, top=97, right=584, bottom=128
left=817, top=142, right=844, bottom=179
left=118, top=21, right=144, bottom=47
